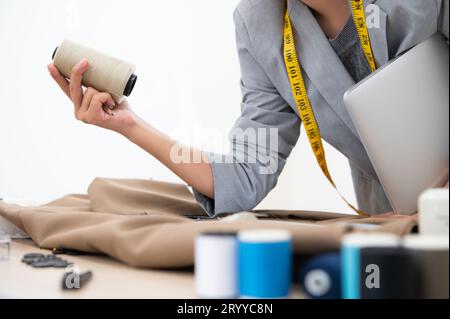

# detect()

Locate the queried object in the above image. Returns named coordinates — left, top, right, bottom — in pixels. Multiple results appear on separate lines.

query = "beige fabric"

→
left=87, top=178, right=206, bottom=216
left=0, top=178, right=417, bottom=269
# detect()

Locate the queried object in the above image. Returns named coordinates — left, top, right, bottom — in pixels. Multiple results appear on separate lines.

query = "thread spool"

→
left=238, top=230, right=292, bottom=298
left=299, top=252, right=341, bottom=299
left=359, top=247, right=421, bottom=299
left=0, top=235, right=11, bottom=262
left=341, top=233, right=400, bottom=299
left=195, top=232, right=238, bottom=298
left=419, top=189, right=449, bottom=235
left=403, top=235, right=449, bottom=299
left=52, top=40, right=137, bottom=103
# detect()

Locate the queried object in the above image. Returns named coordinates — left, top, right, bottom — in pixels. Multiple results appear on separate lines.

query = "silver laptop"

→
left=344, top=34, right=449, bottom=215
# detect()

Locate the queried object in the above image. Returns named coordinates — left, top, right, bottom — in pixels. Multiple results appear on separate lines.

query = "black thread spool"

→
left=359, top=247, right=421, bottom=299
left=404, top=235, right=449, bottom=299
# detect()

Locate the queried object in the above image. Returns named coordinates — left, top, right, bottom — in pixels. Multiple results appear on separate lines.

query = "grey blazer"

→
left=194, top=0, right=449, bottom=217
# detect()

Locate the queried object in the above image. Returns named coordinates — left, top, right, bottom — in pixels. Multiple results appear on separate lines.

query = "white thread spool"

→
left=419, top=189, right=449, bottom=235
left=195, top=232, right=238, bottom=298
left=52, top=40, right=137, bottom=103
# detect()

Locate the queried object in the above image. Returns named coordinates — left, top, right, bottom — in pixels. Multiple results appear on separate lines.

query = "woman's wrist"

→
left=121, top=115, right=147, bottom=143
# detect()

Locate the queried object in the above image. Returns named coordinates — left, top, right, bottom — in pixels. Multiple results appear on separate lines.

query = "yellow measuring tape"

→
left=284, top=1, right=376, bottom=217
left=351, top=0, right=377, bottom=72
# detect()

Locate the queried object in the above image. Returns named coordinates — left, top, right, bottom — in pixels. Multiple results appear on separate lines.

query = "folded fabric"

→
left=0, top=178, right=417, bottom=269
left=87, top=178, right=206, bottom=216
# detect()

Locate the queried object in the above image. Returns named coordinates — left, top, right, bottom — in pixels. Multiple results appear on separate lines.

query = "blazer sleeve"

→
left=192, top=9, right=301, bottom=217
left=439, top=0, right=449, bottom=40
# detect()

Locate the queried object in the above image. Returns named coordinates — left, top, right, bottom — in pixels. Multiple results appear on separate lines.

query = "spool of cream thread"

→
left=419, top=189, right=449, bottom=236
left=403, top=235, right=449, bottom=299
left=52, top=40, right=137, bottom=103
left=195, top=232, right=238, bottom=298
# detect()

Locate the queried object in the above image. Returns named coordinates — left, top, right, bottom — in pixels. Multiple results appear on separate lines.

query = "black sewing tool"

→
left=22, top=253, right=72, bottom=268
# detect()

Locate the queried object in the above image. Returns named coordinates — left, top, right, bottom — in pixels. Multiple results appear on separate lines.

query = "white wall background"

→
left=0, top=0, right=357, bottom=214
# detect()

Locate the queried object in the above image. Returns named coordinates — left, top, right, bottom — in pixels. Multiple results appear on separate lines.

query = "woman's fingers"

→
left=69, top=59, right=89, bottom=110
left=91, top=92, right=115, bottom=111
left=48, top=61, right=117, bottom=125
left=79, top=87, right=98, bottom=117
left=86, top=92, right=116, bottom=122
left=373, top=212, right=417, bottom=220
left=47, top=64, right=70, bottom=98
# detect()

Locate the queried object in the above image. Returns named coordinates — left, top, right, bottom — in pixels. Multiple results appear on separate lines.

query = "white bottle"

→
left=419, top=188, right=449, bottom=235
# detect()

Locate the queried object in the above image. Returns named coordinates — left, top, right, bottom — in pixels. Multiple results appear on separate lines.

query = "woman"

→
left=48, top=0, right=449, bottom=217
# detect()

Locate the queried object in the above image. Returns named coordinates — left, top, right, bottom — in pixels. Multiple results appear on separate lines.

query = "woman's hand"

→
left=47, top=59, right=215, bottom=198
left=373, top=212, right=418, bottom=221
left=47, top=59, right=138, bottom=136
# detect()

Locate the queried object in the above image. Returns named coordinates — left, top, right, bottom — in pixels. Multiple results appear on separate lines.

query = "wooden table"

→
left=0, top=239, right=305, bottom=299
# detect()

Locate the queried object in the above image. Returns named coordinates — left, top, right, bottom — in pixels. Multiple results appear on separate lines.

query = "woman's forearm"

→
left=123, top=116, right=215, bottom=199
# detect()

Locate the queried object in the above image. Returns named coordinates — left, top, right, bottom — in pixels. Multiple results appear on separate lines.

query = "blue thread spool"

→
left=341, top=233, right=400, bottom=299
left=238, top=230, right=292, bottom=298
left=299, top=252, right=341, bottom=299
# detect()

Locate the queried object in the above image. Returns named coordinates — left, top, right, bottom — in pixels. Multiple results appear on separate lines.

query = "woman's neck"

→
left=302, top=0, right=351, bottom=39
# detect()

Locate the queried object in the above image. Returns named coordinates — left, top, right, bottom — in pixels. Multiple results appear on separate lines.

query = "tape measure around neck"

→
left=351, top=0, right=377, bottom=72
left=283, top=2, right=376, bottom=217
